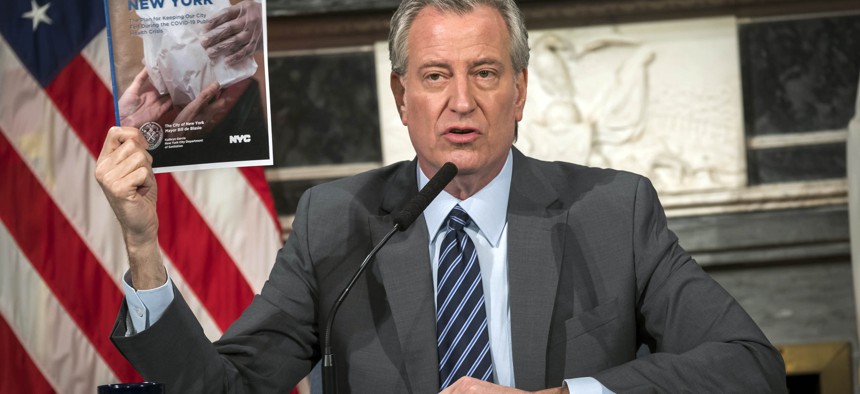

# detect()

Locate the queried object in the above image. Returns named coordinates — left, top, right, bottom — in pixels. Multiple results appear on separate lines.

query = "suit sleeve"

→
left=592, top=177, right=787, bottom=393
left=111, top=189, right=320, bottom=393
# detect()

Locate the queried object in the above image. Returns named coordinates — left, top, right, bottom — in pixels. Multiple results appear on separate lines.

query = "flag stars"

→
left=22, top=0, right=53, bottom=32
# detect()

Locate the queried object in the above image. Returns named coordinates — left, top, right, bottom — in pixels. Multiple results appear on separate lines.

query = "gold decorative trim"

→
left=777, top=341, right=852, bottom=393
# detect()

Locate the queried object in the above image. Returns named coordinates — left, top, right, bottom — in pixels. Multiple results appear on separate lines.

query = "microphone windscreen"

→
left=393, top=162, right=458, bottom=231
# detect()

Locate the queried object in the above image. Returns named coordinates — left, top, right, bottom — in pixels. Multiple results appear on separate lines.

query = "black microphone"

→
left=392, top=162, right=458, bottom=230
left=322, top=162, right=458, bottom=394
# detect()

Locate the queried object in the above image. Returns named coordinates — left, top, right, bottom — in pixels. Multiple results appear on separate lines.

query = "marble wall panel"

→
left=268, top=49, right=383, bottom=216
left=269, top=50, right=382, bottom=168
left=748, top=143, right=847, bottom=184
left=740, top=14, right=860, bottom=136
left=376, top=17, right=748, bottom=195
left=269, top=178, right=339, bottom=216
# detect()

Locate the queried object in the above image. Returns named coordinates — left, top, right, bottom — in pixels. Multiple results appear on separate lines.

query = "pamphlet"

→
left=103, top=0, right=273, bottom=172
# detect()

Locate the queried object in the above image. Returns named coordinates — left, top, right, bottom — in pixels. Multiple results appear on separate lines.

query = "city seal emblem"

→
left=139, top=122, right=164, bottom=151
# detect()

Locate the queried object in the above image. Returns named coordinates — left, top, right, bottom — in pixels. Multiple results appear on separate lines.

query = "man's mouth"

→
left=448, top=128, right=475, bottom=134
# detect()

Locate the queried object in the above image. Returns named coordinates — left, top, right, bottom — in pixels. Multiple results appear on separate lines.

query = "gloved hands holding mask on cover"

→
left=119, top=68, right=172, bottom=128
left=201, top=0, right=262, bottom=65
left=118, top=69, right=225, bottom=138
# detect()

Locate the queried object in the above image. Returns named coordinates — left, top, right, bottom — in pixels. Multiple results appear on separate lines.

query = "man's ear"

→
left=514, top=68, right=528, bottom=122
left=390, top=73, right=408, bottom=125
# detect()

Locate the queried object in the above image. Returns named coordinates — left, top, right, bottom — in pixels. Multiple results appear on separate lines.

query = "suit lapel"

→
left=507, top=149, right=564, bottom=390
left=371, top=160, right=439, bottom=393
left=366, top=152, right=565, bottom=391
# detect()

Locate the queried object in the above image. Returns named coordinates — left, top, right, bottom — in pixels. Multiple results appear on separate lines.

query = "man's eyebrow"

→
left=470, top=58, right=505, bottom=69
left=417, top=61, right=452, bottom=71
left=416, top=58, right=505, bottom=71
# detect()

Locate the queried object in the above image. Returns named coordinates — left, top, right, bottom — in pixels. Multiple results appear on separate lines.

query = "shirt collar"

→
left=419, top=150, right=512, bottom=247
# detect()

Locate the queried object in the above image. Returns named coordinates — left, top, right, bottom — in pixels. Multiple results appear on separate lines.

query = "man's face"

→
left=391, top=5, right=527, bottom=185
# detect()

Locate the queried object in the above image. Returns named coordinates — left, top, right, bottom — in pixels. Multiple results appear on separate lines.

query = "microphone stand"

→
left=322, top=224, right=400, bottom=394
left=320, top=162, right=456, bottom=393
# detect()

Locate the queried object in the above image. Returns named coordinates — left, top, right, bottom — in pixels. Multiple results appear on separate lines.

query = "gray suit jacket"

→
left=112, top=149, right=786, bottom=393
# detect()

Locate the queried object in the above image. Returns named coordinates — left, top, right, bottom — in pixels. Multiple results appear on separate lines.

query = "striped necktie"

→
left=436, top=204, right=494, bottom=389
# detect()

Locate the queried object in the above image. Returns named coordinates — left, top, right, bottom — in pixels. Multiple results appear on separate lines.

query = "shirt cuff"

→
left=122, top=270, right=174, bottom=335
left=564, top=377, right=616, bottom=394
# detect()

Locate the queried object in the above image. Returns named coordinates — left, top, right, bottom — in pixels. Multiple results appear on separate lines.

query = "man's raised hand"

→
left=95, top=126, right=165, bottom=289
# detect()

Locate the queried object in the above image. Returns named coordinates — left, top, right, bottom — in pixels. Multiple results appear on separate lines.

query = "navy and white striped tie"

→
left=436, top=204, right=494, bottom=389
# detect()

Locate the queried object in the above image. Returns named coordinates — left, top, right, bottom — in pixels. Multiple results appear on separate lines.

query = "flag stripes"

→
left=156, top=175, right=256, bottom=330
left=238, top=166, right=280, bottom=237
left=0, top=34, right=225, bottom=347
left=0, top=314, right=55, bottom=394
left=0, top=5, right=283, bottom=390
left=0, top=222, right=117, bottom=393
left=44, top=37, right=260, bottom=332
left=43, top=54, right=114, bottom=158
left=80, top=32, right=112, bottom=89
left=173, top=169, right=278, bottom=292
left=0, top=129, right=140, bottom=382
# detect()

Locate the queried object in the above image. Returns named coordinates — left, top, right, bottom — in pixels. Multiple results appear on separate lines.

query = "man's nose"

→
left=448, top=75, right=476, bottom=115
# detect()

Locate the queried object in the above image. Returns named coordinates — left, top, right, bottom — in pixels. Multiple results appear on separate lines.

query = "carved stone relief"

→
left=519, top=17, right=746, bottom=194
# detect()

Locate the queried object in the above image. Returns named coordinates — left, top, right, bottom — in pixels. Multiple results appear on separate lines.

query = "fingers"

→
left=98, top=126, right=145, bottom=159
left=122, top=68, right=149, bottom=98
left=225, top=30, right=260, bottom=65
left=131, top=68, right=149, bottom=88
left=128, top=160, right=156, bottom=198
left=202, top=20, right=245, bottom=57
left=201, top=1, right=261, bottom=60
left=99, top=156, right=154, bottom=203
left=101, top=150, right=152, bottom=201
left=213, top=30, right=249, bottom=62
left=175, top=81, right=221, bottom=123
left=438, top=377, right=522, bottom=394
left=114, top=141, right=153, bottom=179
left=99, top=130, right=152, bottom=179
left=225, top=44, right=253, bottom=65
left=118, top=69, right=152, bottom=117
left=96, top=127, right=154, bottom=199
left=153, top=94, right=172, bottom=117
left=195, top=81, right=221, bottom=107
left=120, top=92, right=172, bottom=128
left=203, top=4, right=240, bottom=34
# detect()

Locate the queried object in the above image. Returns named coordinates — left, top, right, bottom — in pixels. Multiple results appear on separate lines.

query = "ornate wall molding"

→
left=266, top=0, right=859, bottom=50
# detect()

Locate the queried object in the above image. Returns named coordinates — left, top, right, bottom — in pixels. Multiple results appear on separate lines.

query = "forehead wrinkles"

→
left=404, top=5, right=511, bottom=72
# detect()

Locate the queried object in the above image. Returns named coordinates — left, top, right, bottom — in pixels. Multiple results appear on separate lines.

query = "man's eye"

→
left=477, top=70, right=493, bottom=78
left=427, top=73, right=442, bottom=81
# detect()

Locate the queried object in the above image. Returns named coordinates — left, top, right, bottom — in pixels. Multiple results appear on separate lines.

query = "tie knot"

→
left=446, top=205, right=471, bottom=232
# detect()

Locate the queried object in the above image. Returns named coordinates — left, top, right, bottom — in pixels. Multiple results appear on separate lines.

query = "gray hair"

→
left=388, top=0, right=530, bottom=76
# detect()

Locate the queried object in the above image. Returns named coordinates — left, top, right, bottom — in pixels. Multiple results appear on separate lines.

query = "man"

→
left=96, top=0, right=786, bottom=392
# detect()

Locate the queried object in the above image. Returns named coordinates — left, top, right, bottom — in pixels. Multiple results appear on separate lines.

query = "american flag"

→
left=0, top=0, right=283, bottom=391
